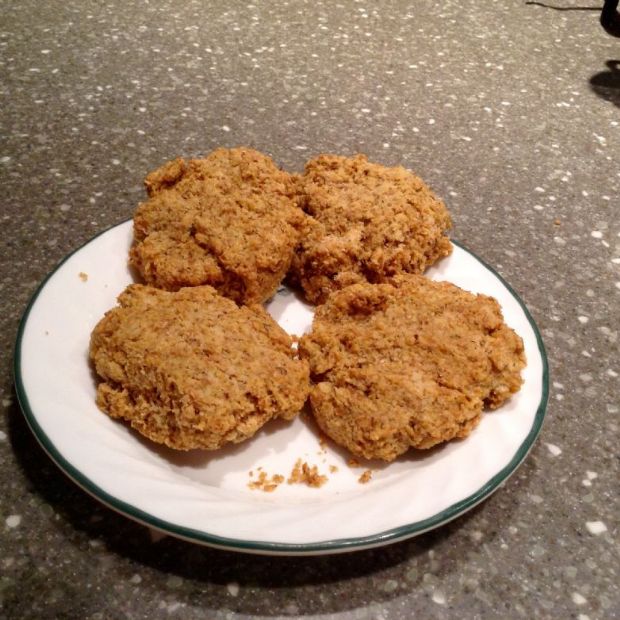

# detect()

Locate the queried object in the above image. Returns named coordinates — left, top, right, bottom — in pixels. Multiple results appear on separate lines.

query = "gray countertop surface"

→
left=1, top=1, right=618, bottom=618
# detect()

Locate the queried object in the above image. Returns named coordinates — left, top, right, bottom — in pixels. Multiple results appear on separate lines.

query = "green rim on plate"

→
left=13, top=222, right=549, bottom=555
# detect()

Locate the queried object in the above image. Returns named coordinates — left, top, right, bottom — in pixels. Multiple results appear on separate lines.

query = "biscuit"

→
left=289, top=154, right=452, bottom=304
left=130, top=147, right=305, bottom=305
left=298, top=275, right=525, bottom=461
left=90, top=284, right=309, bottom=450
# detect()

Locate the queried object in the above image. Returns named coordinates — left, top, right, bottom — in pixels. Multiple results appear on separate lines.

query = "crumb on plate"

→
left=248, top=471, right=285, bottom=493
left=358, top=470, right=372, bottom=484
left=287, top=458, right=328, bottom=488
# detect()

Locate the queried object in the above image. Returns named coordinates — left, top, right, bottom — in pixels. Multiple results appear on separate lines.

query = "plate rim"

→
left=13, top=220, right=549, bottom=555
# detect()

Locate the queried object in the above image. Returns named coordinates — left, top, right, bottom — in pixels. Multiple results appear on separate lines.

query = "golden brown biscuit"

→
left=289, top=154, right=452, bottom=304
left=298, top=275, right=525, bottom=461
left=90, top=284, right=309, bottom=450
left=130, top=147, right=305, bottom=305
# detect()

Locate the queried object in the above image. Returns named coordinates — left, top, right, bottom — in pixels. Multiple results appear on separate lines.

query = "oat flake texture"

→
left=298, top=275, right=526, bottom=461
left=89, top=284, right=309, bottom=450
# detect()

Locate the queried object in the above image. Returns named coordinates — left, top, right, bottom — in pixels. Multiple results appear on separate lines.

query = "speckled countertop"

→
left=1, top=0, right=618, bottom=618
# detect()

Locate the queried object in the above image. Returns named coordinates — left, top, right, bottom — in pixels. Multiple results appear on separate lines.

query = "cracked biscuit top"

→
left=130, top=147, right=305, bottom=305
left=289, top=154, right=453, bottom=305
left=298, top=275, right=526, bottom=461
left=90, top=284, right=310, bottom=451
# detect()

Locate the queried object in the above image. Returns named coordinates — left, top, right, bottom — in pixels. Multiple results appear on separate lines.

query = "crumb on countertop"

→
left=78, top=272, right=88, bottom=282
left=329, top=465, right=338, bottom=474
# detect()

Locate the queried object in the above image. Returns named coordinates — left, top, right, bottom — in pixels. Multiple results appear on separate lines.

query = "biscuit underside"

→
left=299, top=275, right=526, bottom=461
left=90, top=285, right=309, bottom=451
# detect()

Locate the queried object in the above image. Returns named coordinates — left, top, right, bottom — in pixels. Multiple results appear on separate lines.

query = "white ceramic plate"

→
left=14, top=221, right=548, bottom=555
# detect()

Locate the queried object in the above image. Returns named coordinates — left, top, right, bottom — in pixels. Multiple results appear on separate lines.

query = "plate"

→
left=14, top=221, right=548, bottom=555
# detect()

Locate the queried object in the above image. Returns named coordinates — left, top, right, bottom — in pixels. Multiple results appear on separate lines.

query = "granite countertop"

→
left=1, top=1, right=618, bottom=618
